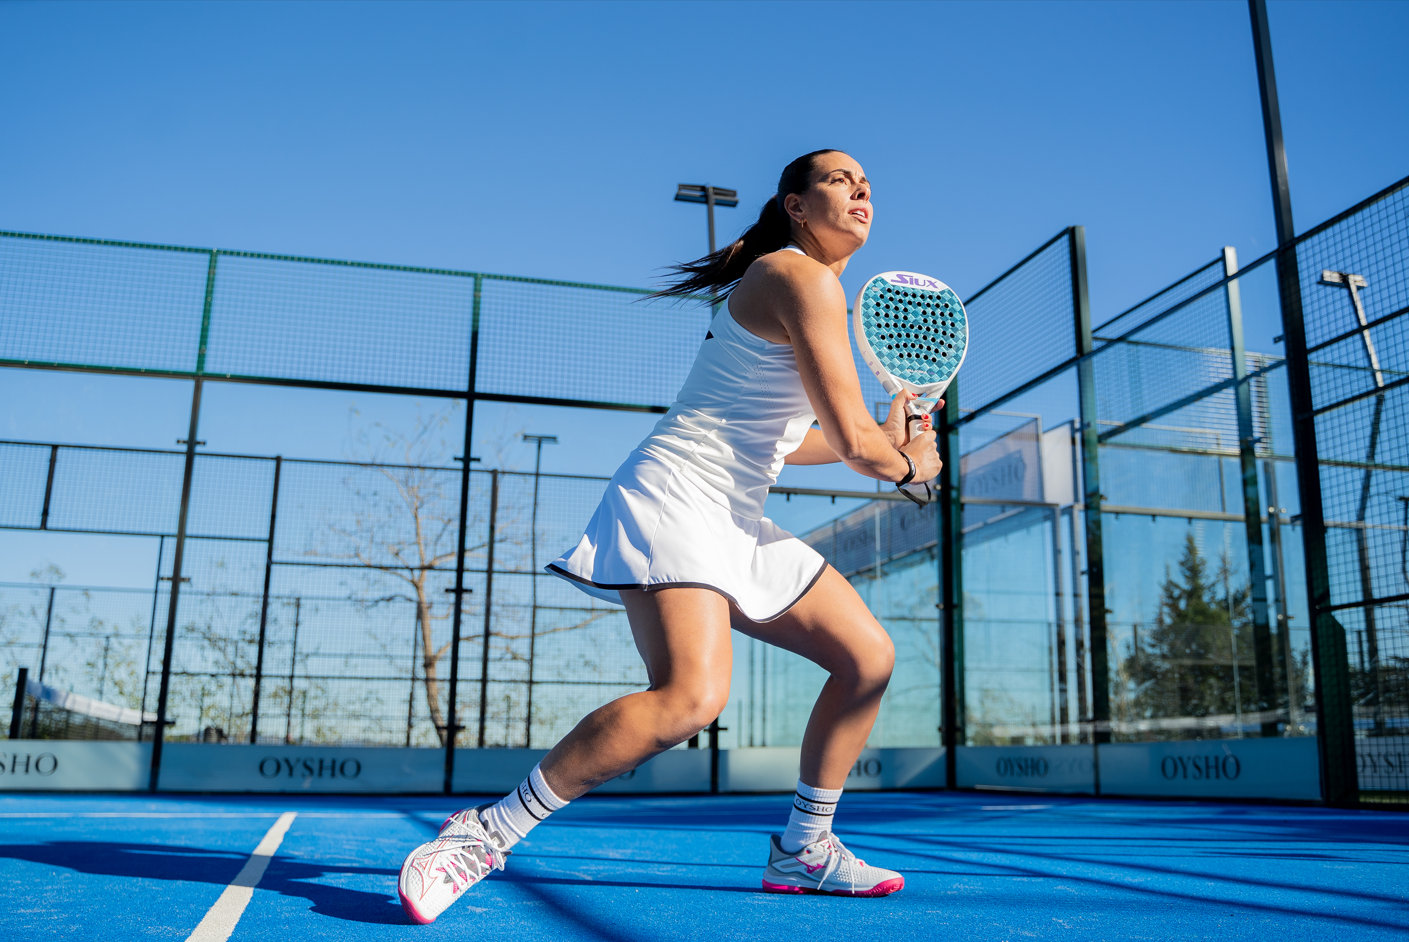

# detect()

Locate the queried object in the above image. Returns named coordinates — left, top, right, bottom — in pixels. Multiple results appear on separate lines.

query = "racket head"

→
left=852, top=270, right=968, bottom=406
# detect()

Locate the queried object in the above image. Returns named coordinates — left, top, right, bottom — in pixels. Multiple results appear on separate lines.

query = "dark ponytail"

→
left=651, top=149, right=842, bottom=300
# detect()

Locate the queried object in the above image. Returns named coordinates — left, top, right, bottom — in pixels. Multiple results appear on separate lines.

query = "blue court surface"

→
left=1, top=791, right=1405, bottom=941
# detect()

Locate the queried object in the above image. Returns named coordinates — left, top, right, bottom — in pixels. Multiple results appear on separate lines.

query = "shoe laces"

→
left=433, top=815, right=507, bottom=885
left=811, top=834, right=865, bottom=893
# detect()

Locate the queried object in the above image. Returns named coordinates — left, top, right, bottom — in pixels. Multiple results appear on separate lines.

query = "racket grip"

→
left=899, top=401, right=936, bottom=504
left=904, top=401, right=931, bottom=442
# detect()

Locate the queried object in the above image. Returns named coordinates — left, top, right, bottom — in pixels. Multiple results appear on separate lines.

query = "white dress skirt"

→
left=548, top=284, right=828, bottom=622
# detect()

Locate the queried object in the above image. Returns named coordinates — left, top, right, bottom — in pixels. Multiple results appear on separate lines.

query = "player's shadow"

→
left=0, top=840, right=405, bottom=924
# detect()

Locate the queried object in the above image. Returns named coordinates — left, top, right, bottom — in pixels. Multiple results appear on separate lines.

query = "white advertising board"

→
left=452, top=748, right=548, bottom=794
left=452, top=748, right=710, bottom=795
left=721, top=747, right=946, bottom=793
left=956, top=744, right=1096, bottom=793
left=0, top=741, right=151, bottom=791
left=159, top=744, right=444, bottom=792
left=1098, top=737, right=1320, bottom=801
left=595, top=748, right=710, bottom=794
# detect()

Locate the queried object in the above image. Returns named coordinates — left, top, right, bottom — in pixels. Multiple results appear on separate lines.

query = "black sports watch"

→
left=895, top=451, right=917, bottom=488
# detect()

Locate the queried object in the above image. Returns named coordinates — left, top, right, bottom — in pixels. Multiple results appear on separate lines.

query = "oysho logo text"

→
left=258, top=756, right=362, bottom=780
left=848, top=758, right=882, bottom=779
left=1358, top=751, right=1409, bottom=775
left=1160, top=754, right=1241, bottom=781
left=996, top=757, right=1049, bottom=778
left=0, top=752, right=58, bottom=776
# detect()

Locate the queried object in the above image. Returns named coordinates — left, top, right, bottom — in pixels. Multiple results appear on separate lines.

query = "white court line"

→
left=184, top=811, right=296, bottom=942
left=980, top=804, right=1053, bottom=811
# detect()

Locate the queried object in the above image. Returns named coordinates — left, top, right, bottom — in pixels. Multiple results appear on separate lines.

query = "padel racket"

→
left=853, top=271, right=969, bottom=505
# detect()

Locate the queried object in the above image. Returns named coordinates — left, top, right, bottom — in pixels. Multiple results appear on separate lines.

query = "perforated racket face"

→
left=855, top=272, right=967, bottom=392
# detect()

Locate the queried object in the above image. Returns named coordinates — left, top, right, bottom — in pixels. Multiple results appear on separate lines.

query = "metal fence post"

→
left=150, top=248, right=217, bottom=792
left=938, top=382, right=964, bottom=786
left=139, top=536, right=165, bottom=737
left=249, top=455, right=282, bottom=743
left=477, top=470, right=500, bottom=749
left=285, top=596, right=301, bottom=744
left=8, top=668, right=27, bottom=740
left=40, top=445, right=57, bottom=530
left=1249, top=0, right=1356, bottom=805
left=444, top=273, right=482, bottom=794
left=1223, top=248, right=1278, bottom=736
left=1071, top=228, right=1110, bottom=758
left=30, top=587, right=57, bottom=739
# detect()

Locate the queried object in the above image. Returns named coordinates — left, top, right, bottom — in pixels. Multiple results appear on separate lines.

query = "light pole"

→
left=675, top=184, right=738, bottom=256
left=1320, top=269, right=1384, bottom=733
left=523, top=433, right=558, bottom=747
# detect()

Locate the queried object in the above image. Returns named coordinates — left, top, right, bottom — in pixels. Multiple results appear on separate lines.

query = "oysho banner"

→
left=159, top=744, right=443, bottom=793
left=1098, top=737, right=1320, bottom=800
left=0, top=742, right=150, bottom=791
left=956, top=744, right=1096, bottom=793
left=720, top=747, right=947, bottom=793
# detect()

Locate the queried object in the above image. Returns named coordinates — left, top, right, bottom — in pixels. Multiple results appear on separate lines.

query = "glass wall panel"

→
left=957, top=369, right=1086, bottom=745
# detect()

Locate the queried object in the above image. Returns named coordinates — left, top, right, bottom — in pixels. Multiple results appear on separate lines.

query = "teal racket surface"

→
left=852, top=270, right=968, bottom=506
left=853, top=272, right=968, bottom=397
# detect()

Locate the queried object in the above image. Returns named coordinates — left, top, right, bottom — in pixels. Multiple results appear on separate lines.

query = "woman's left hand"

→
left=880, top=391, right=942, bottom=447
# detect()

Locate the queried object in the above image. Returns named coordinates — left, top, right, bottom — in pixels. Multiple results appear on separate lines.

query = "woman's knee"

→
left=654, top=678, right=730, bottom=737
left=835, top=632, right=895, bottom=693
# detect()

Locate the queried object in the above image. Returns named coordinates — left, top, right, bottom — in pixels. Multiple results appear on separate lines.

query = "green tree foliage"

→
left=1120, top=533, right=1253, bottom=738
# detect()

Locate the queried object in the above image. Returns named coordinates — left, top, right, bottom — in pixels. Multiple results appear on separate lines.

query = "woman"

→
left=398, top=149, right=942, bottom=921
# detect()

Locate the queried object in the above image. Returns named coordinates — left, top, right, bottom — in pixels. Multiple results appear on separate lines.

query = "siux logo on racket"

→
left=886, top=273, right=942, bottom=290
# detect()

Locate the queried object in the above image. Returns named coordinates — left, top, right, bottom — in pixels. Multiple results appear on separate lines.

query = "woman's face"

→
left=786, top=152, right=872, bottom=257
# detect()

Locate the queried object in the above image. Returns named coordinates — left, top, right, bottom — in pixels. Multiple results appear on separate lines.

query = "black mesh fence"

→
left=960, top=231, right=1076, bottom=414
left=0, top=235, right=210, bottom=374
left=5, top=181, right=1409, bottom=805
left=1293, top=178, right=1409, bottom=799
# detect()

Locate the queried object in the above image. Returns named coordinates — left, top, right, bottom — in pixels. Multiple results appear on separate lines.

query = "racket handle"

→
left=904, top=400, right=932, bottom=441
left=899, top=400, right=936, bottom=504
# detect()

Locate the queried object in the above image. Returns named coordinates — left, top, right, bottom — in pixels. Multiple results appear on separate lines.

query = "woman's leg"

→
left=735, top=565, right=895, bottom=790
left=741, top=566, right=906, bottom=894
left=537, top=586, right=734, bottom=800
left=401, top=585, right=734, bottom=924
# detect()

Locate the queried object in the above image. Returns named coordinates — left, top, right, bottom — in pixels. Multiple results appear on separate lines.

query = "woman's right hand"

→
left=900, top=420, right=943, bottom=483
left=882, top=390, right=943, bottom=482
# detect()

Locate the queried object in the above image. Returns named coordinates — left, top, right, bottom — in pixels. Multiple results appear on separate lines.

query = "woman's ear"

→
left=782, top=192, right=807, bottom=227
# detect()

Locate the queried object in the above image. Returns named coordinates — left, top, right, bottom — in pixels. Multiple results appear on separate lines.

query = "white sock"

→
left=780, top=780, right=842, bottom=853
left=478, top=763, right=568, bottom=851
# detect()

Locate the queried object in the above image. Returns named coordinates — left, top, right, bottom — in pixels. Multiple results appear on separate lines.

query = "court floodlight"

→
left=675, top=184, right=738, bottom=254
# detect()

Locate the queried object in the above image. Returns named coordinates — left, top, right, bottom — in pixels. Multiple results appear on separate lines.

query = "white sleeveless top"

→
left=547, top=247, right=828, bottom=621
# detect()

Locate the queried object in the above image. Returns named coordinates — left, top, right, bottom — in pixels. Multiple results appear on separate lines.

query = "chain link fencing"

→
left=4, top=174, right=1408, bottom=804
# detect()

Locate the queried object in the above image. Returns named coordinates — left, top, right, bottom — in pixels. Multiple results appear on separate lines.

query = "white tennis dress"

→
left=547, top=250, right=827, bottom=622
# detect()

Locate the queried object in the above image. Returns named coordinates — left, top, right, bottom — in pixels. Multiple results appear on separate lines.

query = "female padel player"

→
left=398, top=149, right=942, bottom=921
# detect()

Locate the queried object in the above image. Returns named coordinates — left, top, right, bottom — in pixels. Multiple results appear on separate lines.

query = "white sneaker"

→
left=762, top=832, right=904, bottom=897
left=399, top=806, right=507, bottom=924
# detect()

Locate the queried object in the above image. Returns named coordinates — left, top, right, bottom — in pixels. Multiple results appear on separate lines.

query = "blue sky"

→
left=1, top=0, right=1406, bottom=585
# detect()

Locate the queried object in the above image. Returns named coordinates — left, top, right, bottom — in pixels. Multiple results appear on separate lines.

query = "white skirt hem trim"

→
left=544, top=561, right=829, bottom=624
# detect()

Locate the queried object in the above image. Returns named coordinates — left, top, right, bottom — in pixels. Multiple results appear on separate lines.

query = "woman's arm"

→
left=733, top=254, right=942, bottom=483
left=784, top=427, right=840, bottom=465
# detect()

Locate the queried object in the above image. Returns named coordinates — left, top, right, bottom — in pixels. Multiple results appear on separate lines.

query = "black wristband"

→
left=895, top=451, right=916, bottom=487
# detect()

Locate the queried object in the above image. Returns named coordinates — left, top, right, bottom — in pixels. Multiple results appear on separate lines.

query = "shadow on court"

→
left=3, top=793, right=1409, bottom=939
left=0, top=840, right=405, bottom=924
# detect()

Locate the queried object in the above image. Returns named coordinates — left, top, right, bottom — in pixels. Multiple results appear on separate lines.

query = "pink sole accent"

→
left=762, top=880, right=811, bottom=894
left=761, top=876, right=904, bottom=898
left=399, top=889, right=436, bottom=925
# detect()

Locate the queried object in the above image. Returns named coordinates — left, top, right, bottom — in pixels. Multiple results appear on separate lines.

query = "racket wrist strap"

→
left=894, top=451, right=916, bottom=487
